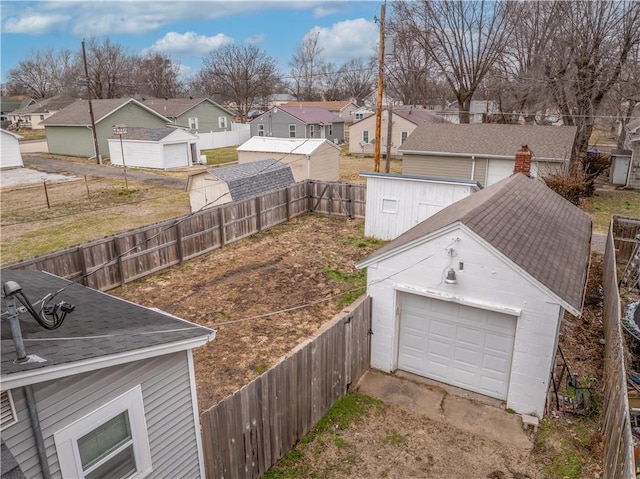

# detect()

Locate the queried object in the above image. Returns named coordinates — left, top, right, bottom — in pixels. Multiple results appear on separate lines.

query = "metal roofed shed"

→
left=237, top=136, right=340, bottom=182
left=186, top=159, right=295, bottom=212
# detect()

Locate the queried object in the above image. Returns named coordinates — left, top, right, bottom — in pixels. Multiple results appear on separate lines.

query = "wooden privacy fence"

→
left=200, top=296, right=371, bottom=479
left=601, top=221, right=635, bottom=479
left=613, top=215, right=640, bottom=263
left=5, top=181, right=366, bottom=291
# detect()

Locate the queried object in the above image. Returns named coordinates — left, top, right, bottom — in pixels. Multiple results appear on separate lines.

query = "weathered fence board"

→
left=613, top=215, right=640, bottom=263
left=200, top=296, right=371, bottom=479
left=5, top=181, right=365, bottom=290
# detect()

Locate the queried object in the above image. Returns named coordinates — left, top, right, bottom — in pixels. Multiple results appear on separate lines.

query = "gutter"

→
left=398, top=149, right=566, bottom=162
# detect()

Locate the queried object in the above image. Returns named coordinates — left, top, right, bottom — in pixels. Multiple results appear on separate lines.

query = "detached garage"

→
left=1, top=129, right=23, bottom=169
left=237, top=136, right=340, bottom=182
left=357, top=173, right=592, bottom=416
left=108, top=127, right=199, bottom=169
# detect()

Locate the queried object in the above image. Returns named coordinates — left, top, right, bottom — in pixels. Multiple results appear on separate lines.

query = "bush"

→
left=542, top=170, right=589, bottom=205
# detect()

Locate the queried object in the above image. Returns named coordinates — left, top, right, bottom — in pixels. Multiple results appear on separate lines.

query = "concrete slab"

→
left=357, top=369, right=533, bottom=451
left=0, top=167, right=78, bottom=188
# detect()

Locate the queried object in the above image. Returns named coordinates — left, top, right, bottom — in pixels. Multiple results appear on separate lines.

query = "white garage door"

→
left=163, top=143, right=189, bottom=168
left=486, top=159, right=514, bottom=186
left=397, top=293, right=516, bottom=400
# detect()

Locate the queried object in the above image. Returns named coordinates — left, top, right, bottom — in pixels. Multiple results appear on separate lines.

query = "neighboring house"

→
left=268, top=93, right=296, bottom=108
left=0, top=129, right=23, bottom=169
left=108, top=127, right=200, bottom=169
left=352, top=107, right=374, bottom=122
left=360, top=172, right=481, bottom=240
left=349, top=108, right=449, bottom=158
left=186, top=159, right=295, bottom=212
left=140, top=98, right=235, bottom=134
left=399, top=123, right=577, bottom=187
left=8, top=94, right=76, bottom=130
left=611, top=119, right=640, bottom=189
left=444, top=100, right=499, bottom=124
left=282, top=100, right=359, bottom=124
left=41, top=98, right=170, bottom=159
left=1, top=268, right=216, bottom=479
left=356, top=173, right=591, bottom=417
left=1, top=96, right=36, bottom=125
left=249, top=106, right=345, bottom=143
left=237, top=136, right=340, bottom=182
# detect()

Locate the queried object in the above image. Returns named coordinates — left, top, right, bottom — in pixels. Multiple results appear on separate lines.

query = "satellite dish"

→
left=370, top=138, right=376, bottom=144
left=359, top=141, right=367, bottom=147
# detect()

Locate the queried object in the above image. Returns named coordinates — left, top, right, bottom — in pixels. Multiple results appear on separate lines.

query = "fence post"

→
left=348, top=184, right=354, bottom=219
left=219, top=208, right=226, bottom=246
left=256, top=196, right=262, bottom=232
left=176, top=221, right=184, bottom=264
left=114, top=236, right=125, bottom=286
left=285, top=186, right=291, bottom=221
left=76, top=246, right=88, bottom=286
left=307, top=180, right=313, bottom=213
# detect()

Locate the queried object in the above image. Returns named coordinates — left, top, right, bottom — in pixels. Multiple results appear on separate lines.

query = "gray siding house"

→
left=1, top=269, right=215, bottom=479
left=140, top=98, right=235, bottom=134
left=41, top=98, right=170, bottom=159
left=249, top=105, right=345, bottom=143
left=399, top=123, right=577, bottom=187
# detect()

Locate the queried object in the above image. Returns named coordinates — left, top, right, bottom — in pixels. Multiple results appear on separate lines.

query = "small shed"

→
left=360, top=172, right=481, bottom=240
left=357, top=174, right=592, bottom=417
left=186, top=159, right=294, bottom=212
left=0, top=129, right=23, bottom=169
left=610, top=149, right=633, bottom=186
left=108, top=127, right=199, bottom=169
left=237, top=136, right=340, bottom=182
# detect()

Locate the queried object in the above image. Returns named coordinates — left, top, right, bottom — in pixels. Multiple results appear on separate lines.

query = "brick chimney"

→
left=514, top=144, right=532, bottom=176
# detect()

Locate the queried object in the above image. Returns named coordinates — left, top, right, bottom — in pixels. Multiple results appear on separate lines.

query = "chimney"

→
left=514, top=144, right=532, bottom=176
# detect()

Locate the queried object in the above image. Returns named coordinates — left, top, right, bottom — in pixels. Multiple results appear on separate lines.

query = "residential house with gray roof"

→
left=249, top=105, right=345, bottom=143
left=8, top=94, right=76, bottom=130
left=140, top=98, right=235, bottom=134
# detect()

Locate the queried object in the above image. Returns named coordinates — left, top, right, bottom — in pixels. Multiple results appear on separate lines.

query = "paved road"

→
left=23, top=155, right=187, bottom=190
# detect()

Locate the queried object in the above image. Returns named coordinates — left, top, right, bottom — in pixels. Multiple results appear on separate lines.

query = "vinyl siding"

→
left=402, top=154, right=481, bottom=183
left=174, top=102, right=232, bottom=133
left=238, top=147, right=339, bottom=182
left=250, top=111, right=345, bottom=143
left=188, top=173, right=232, bottom=211
left=1, top=352, right=202, bottom=479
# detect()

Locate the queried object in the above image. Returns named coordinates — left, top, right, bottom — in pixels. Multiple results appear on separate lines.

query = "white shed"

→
left=356, top=174, right=592, bottom=417
left=1, top=129, right=23, bottom=169
left=108, top=127, right=199, bottom=169
left=237, top=136, right=340, bottom=182
left=360, top=172, right=481, bottom=240
left=186, top=159, right=295, bottom=212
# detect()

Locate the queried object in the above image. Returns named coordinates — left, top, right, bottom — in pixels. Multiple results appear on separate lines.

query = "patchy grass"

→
left=583, top=188, right=640, bottom=233
left=201, top=146, right=238, bottom=166
left=16, top=129, right=47, bottom=141
left=322, top=267, right=367, bottom=308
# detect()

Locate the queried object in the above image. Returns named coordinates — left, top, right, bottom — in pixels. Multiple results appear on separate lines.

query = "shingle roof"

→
left=140, top=97, right=233, bottom=118
left=40, top=98, right=169, bottom=126
left=275, top=105, right=344, bottom=125
left=237, top=137, right=340, bottom=155
left=359, top=174, right=591, bottom=313
left=391, top=108, right=450, bottom=125
left=209, top=159, right=295, bottom=202
left=109, top=126, right=185, bottom=141
left=1, top=269, right=214, bottom=379
left=12, top=94, right=76, bottom=115
left=399, top=123, right=577, bottom=161
left=282, top=100, right=356, bottom=112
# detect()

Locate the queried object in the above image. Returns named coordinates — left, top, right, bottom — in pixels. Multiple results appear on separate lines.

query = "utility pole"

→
left=82, top=40, right=101, bottom=165
left=374, top=2, right=386, bottom=173
left=385, top=105, right=393, bottom=173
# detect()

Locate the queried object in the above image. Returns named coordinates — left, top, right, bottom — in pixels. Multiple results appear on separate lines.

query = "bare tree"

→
left=6, top=48, right=79, bottom=98
left=393, top=0, right=512, bottom=123
left=82, top=37, right=136, bottom=99
left=196, top=43, right=280, bottom=121
left=338, top=58, right=376, bottom=105
left=135, top=52, right=184, bottom=99
left=288, top=31, right=325, bottom=100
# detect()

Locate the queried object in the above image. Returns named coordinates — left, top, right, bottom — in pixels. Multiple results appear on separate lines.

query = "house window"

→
left=218, top=116, right=227, bottom=129
left=39, top=115, right=45, bottom=121
left=363, top=131, right=369, bottom=143
left=54, top=386, right=152, bottom=479
left=289, top=124, right=296, bottom=138
left=1, top=390, right=17, bottom=430
left=355, top=113, right=364, bottom=120
left=401, top=131, right=408, bottom=144
left=310, top=125, right=314, bottom=137
left=328, top=124, right=333, bottom=136
left=188, top=117, right=199, bottom=130
left=257, top=124, right=265, bottom=137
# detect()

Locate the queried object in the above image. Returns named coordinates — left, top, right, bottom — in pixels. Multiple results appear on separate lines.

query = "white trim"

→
left=398, top=149, right=566, bottom=163
left=2, top=334, right=214, bottom=390
left=187, top=350, right=206, bottom=479
left=0, top=390, right=18, bottom=430
left=54, top=385, right=152, bottom=479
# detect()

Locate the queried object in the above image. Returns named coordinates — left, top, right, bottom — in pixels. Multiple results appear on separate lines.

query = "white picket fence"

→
left=197, top=123, right=251, bottom=150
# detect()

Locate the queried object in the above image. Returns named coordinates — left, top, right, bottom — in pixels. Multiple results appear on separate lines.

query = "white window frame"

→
left=289, top=124, right=296, bottom=138
left=54, top=386, right=152, bottom=479
left=401, top=131, right=408, bottom=144
left=188, top=117, right=199, bottom=130
left=363, top=131, right=369, bottom=143
left=309, top=125, right=314, bottom=137
left=218, top=116, right=227, bottom=129
left=257, top=124, right=265, bottom=136
left=1, top=390, right=18, bottom=430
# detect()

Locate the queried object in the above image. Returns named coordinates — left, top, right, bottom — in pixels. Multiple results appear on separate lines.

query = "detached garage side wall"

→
left=402, top=154, right=487, bottom=185
left=0, top=133, right=23, bottom=168
left=109, top=140, right=164, bottom=169
left=365, top=227, right=563, bottom=416
left=309, top=144, right=340, bottom=181
left=46, top=126, right=94, bottom=157
left=189, top=174, right=231, bottom=211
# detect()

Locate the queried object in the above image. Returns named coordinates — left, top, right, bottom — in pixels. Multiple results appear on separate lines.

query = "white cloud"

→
left=311, top=18, right=378, bottom=65
left=245, top=34, right=265, bottom=45
left=2, top=14, right=70, bottom=34
left=145, top=31, right=234, bottom=57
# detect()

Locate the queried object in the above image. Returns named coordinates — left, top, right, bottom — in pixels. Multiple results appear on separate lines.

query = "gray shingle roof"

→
left=210, top=159, right=295, bottom=202
left=276, top=105, right=344, bottom=125
left=399, top=123, right=577, bottom=160
left=12, top=94, right=76, bottom=115
left=391, top=108, right=450, bottom=125
left=110, top=126, right=179, bottom=141
left=140, top=97, right=233, bottom=118
left=359, top=174, right=591, bottom=313
left=40, top=98, right=168, bottom=126
left=1, top=269, right=214, bottom=379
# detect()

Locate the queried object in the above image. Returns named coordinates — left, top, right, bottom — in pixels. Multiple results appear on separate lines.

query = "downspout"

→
left=24, top=385, right=51, bottom=479
left=470, top=156, right=476, bottom=181
left=307, top=155, right=311, bottom=179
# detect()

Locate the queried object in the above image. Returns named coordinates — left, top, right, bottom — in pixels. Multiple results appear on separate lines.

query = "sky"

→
left=0, top=0, right=384, bottom=83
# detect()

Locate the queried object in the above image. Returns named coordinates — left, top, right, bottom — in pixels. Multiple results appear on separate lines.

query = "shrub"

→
left=541, top=169, right=589, bottom=205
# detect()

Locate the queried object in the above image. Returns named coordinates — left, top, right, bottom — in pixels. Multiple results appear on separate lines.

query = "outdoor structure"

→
left=186, top=159, right=295, bottom=212
left=41, top=98, right=170, bottom=159
left=249, top=105, right=345, bottom=143
left=107, top=127, right=200, bottom=169
left=1, top=96, right=36, bottom=125
left=360, top=172, right=481, bottom=240
left=140, top=98, right=235, bottom=134
left=0, top=269, right=215, bottom=479
left=0, top=129, right=23, bottom=169
left=611, top=119, right=640, bottom=189
left=356, top=174, right=592, bottom=417
left=237, top=136, right=340, bottom=182
left=282, top=100, right=359, bottom=124
left=399, top=123, right=577, bottom=187
left=6, top=94, right=75, bottom=130
left=349, top=108, right=449, bottom=158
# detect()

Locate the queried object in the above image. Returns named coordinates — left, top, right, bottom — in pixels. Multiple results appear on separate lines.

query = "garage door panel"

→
left=398, top=293, right=516, bottom=400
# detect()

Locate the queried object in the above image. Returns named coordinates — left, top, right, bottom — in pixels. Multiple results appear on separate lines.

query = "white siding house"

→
left=108, top=127, right=199, bottom=169
left=237, top=137, right=340, bottom=182
left=1, top=129, right=23, bottom=169
left=360, top=172, right=480, bottom=240
left=356, top=174, right=591, bottom=417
